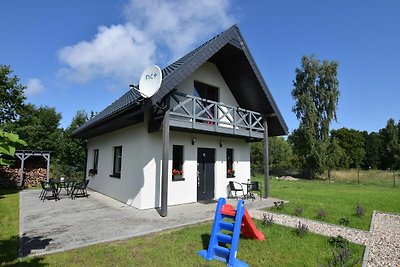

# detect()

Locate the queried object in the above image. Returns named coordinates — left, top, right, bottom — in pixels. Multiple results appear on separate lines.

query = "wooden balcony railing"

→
left=168, top=92, right=264, bottom=138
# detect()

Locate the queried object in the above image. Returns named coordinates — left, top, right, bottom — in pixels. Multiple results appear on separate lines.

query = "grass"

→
left=0, top=188, right=20, bottom=265
left=16, top=221, right=363, bottom=267
left=253, top=172, right=400, bottom=230
left=1, top=189, right=364, bottom=266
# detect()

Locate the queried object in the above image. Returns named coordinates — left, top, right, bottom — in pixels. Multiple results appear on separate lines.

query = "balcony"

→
left=167, top=92, right=265, bottom=139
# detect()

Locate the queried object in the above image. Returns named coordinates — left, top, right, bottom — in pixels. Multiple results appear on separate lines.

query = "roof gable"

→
left=73, top=24, right=288, bottom=138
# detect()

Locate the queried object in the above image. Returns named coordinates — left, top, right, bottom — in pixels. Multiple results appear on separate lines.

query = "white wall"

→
left=86, top=61, right=251, bottom=209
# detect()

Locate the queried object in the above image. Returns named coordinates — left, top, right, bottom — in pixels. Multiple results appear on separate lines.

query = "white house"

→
left=72, top=25, right=288, bottom=215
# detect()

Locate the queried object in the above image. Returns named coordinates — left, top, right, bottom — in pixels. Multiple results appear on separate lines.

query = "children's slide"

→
left=221, top=204, right=265, bottom=240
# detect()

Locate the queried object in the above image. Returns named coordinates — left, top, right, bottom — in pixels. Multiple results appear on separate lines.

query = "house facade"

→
left=73, top=25, right=288, bottom=212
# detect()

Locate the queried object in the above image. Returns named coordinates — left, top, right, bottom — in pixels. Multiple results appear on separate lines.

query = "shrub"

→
left=273, top=201, right=285, bottom=210
left=295, top=221, right=308, bottom=237
left=294, top=206, right=304, bottom=216
left=317, top=209, right=327, bottom=220
left=355, top=204, right=365, bottom=217
left=339, top=217, right=350, bottom=226
left=328, top=248, right=360, bottom=267
left=328, top=235, right=349, bottom=249
left=262, top=213, right=274, bottom=227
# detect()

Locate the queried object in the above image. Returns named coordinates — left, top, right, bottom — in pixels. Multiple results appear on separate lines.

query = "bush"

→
left=355, top=204, right=365, bottom=217
left=328, top=236, right=349, bottom=249
left=317, top=209, right=327, bottom=220
left=294, top=206, right=304, bottom=216
left=262, top=213, right=274, bottom=227
left=295, top=221, right=308, bottom=237
left=273, top=201, right=285, bottom=210
left=339, top=217, right=350, bottom=226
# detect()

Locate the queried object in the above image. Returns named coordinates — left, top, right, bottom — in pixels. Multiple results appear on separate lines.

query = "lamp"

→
left=192, top=138, right=196, bottom=145
left=219, top=140, right=224, bottom=147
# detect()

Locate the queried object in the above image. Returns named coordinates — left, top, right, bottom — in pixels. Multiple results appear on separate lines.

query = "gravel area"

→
left=249, top=209, right=400, bottom=267
left=365, top=211, right=400, bottom=267
left=250, top=210, right=369, bottom=245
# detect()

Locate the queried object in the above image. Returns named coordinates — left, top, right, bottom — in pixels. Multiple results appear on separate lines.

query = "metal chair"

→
left=228, top=181, right=244, bottom=199
left=39, top=181, right=59, bottom=201
left=71, top=180, right=89, bottom=199
left=248, top=181, right=262, bottom=200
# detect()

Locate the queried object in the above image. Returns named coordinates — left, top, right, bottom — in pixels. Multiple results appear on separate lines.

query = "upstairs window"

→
left=227, top=148, right=235, bottom=178
left=172, top=145, right=184, bottom=181
left=111, top=146, right=122, bottom=178
left=194, top=81, right=219, bottom=124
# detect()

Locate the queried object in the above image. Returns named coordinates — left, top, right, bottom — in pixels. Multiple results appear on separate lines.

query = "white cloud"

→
left=25, top=78, right=44, bottom=96
left=124, top=0, right=235, bottom=58
left=58, top=24, right=156, bottom=84
left=58, top=0, right=236, bottom=84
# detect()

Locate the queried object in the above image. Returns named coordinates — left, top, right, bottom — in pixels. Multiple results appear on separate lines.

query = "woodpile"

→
left=0, top=166, right=46, bottom=188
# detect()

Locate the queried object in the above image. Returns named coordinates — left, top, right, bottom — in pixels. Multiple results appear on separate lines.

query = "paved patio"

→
left=20, top=189, right=281, bottom=257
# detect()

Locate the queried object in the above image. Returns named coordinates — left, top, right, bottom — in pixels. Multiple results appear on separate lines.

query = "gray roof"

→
left=73, top=24, right=288, bottom=138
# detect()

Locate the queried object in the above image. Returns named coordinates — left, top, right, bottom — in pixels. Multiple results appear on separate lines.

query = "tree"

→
left=250, top=137, right=294, bottom=175
left=291, top=55, right=340, bottom=178
left=9, top=104, right=62, bottom=152
left=362, top=131, right=382, bottom=169
left=0, top=65, right=26, bottom=124
left=0, top=130, right=26, bottom=165
left=58, top=110, right=88, bottom=177
left=380, top=118, right=400, bottom=169
left=331, top=128, right=366, bottom=169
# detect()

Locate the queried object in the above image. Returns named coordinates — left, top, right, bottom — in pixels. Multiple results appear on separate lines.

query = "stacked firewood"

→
left=0, top=166, right=46, bottom=188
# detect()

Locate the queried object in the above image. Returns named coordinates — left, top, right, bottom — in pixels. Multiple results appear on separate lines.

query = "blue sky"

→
left=1, top=0, right=399, bottom=134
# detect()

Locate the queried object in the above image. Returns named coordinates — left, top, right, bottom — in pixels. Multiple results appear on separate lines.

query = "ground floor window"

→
left=111, top=146, right=122, bottom=178
left=227, top=148, right=235, bottom=178
left=89, top=149, right=99, bottom=176
left=172, top=145, right=184, bottom=181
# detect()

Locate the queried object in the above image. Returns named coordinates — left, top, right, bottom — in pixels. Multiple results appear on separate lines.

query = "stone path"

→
left=249, top=210, right=400, bottom=267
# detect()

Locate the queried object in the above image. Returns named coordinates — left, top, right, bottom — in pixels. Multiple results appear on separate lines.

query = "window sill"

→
left=172, top=176, right=185, bottom=181
left=109, top=174, right=121, bottom=179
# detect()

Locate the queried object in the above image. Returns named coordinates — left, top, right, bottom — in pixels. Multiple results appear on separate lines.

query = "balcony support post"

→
left=263, top=117, right=269, bottom=198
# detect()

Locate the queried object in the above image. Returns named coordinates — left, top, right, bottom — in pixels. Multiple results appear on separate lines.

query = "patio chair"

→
left=39, top=181, right=59, bottom=201
left=71, top=180, right=89, bottom=199
left=248, top=181, right=262, bottom=200
left=228, top=181, right=244, bottom=199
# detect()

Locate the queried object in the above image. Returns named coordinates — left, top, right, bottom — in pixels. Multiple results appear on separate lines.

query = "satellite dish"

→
left=138, top=65, right=162, bottom=98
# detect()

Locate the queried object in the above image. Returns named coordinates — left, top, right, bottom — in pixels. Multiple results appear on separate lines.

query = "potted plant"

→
left=227, top=169, right=235, bottom=178
left=172, top=169, right=183, bottom=180
left=88, top=169, right=97, bottom=177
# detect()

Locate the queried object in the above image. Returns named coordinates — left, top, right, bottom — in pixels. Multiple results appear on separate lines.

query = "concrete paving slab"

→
left=20, top=189, right=281, bottom=257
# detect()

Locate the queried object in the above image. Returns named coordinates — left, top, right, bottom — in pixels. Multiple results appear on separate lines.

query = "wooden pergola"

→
left=15, top=150, right=51, bottom=187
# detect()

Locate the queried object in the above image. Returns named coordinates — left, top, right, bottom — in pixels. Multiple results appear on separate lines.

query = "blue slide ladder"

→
left=198, top=198, right=249, bottom=267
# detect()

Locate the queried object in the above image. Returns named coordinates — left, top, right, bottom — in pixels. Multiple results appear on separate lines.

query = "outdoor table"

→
left=52, top=179, right=76, bottom=195
left=241, top=182, right=256, bottom=200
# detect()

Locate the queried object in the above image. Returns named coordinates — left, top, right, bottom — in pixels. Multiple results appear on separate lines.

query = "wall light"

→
left=192, top=138, right=196, bottom=145
left=219, top=140, right=224, bottom=147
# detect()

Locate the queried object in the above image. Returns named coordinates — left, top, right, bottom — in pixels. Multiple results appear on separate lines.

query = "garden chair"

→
left=39, top=181, right=59, bottom=201
left=228, top=181, right=244, bottom=199
left=248, top=181, right=262, bottom=200
left=71, top=180, right=89, bottom=199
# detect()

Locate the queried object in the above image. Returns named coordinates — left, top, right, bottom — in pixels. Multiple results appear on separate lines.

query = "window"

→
left=227, top=148, right=235, bottom=178
left=111, top=146, right=122, bottom=178
left=93, top=149, right=99, bottom=171
left=89, top=149, right=99, bottom=176
left=194, top=81, right=219, bottom=125
left=172, top=145, right=184, bottom=181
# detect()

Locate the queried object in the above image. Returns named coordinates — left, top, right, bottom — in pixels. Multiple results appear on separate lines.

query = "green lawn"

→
left=253, top=175, right=400, bottom=230
left=1, top=189, right=364, bottom=266
left=0, top=188, right=19, bottom=265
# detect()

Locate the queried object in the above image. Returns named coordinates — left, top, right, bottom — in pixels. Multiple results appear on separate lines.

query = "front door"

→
left=197, top=148, right=215, bottom=201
